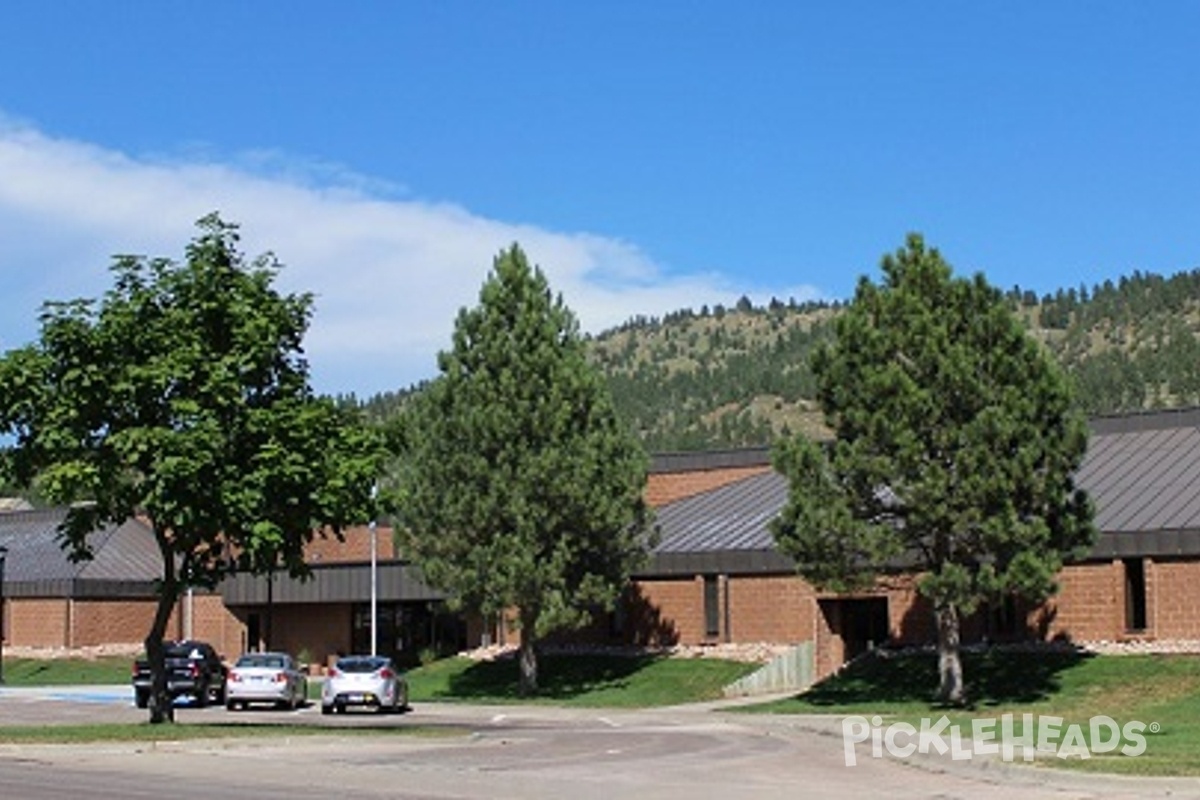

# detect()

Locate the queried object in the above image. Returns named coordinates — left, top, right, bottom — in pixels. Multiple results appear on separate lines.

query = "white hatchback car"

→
left=321, top=655, right=408, bottom=715
left=225, top=652, right=308, bottom=710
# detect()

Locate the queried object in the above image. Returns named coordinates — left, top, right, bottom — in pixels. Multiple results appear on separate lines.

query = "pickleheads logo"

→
left=841, top=714, right=1151, bottom=766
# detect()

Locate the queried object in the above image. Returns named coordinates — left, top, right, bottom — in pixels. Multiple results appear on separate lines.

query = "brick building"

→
left=628, top=407, right=1200, bottom=679
left=4, top=407, right=1200, bottom=681
left=0, top=508, right=238, bottom=652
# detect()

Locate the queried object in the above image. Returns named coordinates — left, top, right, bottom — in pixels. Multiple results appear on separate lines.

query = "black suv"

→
left=131, top=640, right=228, bottom=708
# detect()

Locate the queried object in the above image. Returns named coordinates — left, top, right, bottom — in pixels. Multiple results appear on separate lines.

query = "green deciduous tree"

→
left=770, top=234, right=1095, bottom=705
left=0, top=214, right=382, bottom=722
left=397, top=244, right=653, bottom=695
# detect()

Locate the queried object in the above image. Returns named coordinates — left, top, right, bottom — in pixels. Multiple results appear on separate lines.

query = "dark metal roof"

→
left=221, top=561, right=445, bottom=606
left=643, top=408, right=1200, bottom=574
left=1075, top=409, right=1200, bottom=557
left=0, top=508, right=162, bottom=597
left=13, top=407, right=1200, bottom=594
left=654, top=471, right=788, bottom=553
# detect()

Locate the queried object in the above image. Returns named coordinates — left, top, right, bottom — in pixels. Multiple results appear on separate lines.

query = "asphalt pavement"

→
left=2, top=685, right=1199, bottom=799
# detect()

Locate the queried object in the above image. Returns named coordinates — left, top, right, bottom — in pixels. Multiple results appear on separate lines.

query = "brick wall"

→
left=727, top=575, right=816, bottom=642
left=646, top=465, right=773, bottom=508
left=70, top=600, right=159, bottom=647
left=627, top=578, right=701, bottom=645
left=1132, top=557, right=1200, bottom=638
left=305, top=526, right=396, bottom=565
left=1037, top=561, right=1123, bottom=642
left=185, top=593, right=244, bottom=658
left=268, top=603, right=350, bottom=667
left=814, top=599, right=844, bottom=679
left=881, top=575, right=935, bottom=644
left=9, top=599, right=70, bottom=647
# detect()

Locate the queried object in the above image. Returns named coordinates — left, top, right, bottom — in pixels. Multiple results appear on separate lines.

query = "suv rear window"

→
left=166, top=645, right=206, bottom=659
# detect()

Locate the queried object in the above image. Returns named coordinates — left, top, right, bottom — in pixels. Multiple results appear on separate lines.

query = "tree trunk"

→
left=517, top=608, right=539, bottom=697
left=147, top=528, right=180, bottom=724
left=935, top=602, right=965, bottom=706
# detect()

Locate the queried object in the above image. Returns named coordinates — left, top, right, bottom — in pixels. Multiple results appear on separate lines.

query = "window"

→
left=1124, top=558, right=1147, bottom=631
left=703, top=575, right=720, bottom=638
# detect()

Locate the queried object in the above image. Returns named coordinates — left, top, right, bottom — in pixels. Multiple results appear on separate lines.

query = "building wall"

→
left=627, top=577, right=703, bottom=645
left=241, top=603, right=351, bottom=667
left=8, top=598, right=70, bottom=648
left=646, top=465, right=773, bottom=508
left=185, top=593, right=245, bottom=658
left=1148, top=558, right=1200, bottom=638
left=305, top=526, right=397, bottom=565
left=7, top=597, right=164, bottom=649
left=727, top=575, right=816, bottom=643
left=1038, top=560, right=1124, bottom=642
left=68, top=600, right=159, bottom=647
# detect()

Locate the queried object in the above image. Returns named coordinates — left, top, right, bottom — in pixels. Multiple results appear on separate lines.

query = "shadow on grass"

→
left=445, top=653, right=660, bottom=701
left=801, top=646, right=1094, bottom=710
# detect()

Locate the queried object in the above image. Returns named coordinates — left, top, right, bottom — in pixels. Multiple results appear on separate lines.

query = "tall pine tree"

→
left=397, top=245, right=652, bottom=694
left=771, top=234, right=1095, bottom=704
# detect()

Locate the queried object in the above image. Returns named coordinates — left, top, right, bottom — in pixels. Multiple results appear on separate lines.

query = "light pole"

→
left=369, top=482, right=378, bottom=658
left=0, top=545, right=8, bottom=685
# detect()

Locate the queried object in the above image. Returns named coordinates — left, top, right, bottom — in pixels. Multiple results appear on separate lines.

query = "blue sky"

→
left=2, top=3, right=1198, bottom=396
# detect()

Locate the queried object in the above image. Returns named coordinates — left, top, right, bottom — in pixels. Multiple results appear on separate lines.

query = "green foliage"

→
left=770, top=234, right=1096, bottom=701
left=0, top=214, right=383, bottom=720
left=396, top=244, right=653, bottom=692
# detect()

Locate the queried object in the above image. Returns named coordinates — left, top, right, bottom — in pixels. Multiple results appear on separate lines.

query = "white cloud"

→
left=0, top=119, right=823, bottom=396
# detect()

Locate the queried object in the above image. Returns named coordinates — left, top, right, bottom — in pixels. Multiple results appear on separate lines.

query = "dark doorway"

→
left=1124, top=558, right=1147, bottom=631
left=246, top=613, right=262, bottom=652
left=839, top=598, right=890, bottom=661
left=703, top=576, right=720, bottom=639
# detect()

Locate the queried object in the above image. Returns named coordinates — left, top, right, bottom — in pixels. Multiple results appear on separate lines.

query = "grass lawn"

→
left=1, top=656, right=132, bottom=686
left=747, top=647, right=1200, bottom=776
left=405, top=652, right=757, bottom=708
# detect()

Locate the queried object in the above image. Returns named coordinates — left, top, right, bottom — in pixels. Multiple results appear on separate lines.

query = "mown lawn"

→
left=405, top=653, right=757, bottom=707
left=1, top=656, right=132, bottom=686
left=747, top=648, right=1200, bottom=776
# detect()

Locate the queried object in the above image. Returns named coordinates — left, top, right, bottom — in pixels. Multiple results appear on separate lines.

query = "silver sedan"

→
left=225, top=652, right=309, bottom=710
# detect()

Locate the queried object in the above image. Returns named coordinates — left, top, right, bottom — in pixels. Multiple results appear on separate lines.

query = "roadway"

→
left=0, top=686, right=1196, bottom=799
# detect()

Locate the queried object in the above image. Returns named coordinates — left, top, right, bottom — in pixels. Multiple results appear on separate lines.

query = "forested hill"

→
left=357, top=267, right=1200, bottom=453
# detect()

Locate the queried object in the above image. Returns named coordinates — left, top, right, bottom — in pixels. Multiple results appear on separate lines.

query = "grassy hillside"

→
left=357, top=266, right=1200, bottom=453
